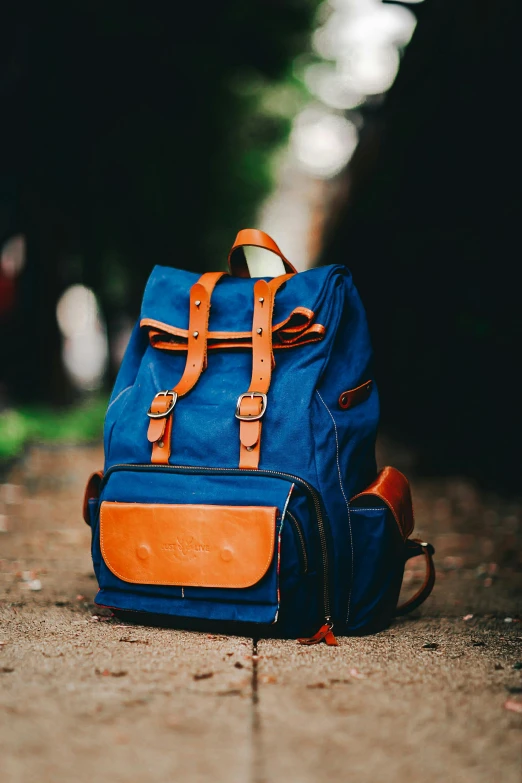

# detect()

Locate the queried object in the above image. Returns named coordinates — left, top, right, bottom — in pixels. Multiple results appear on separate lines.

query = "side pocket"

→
left=347, top=466, right=414, bottom=633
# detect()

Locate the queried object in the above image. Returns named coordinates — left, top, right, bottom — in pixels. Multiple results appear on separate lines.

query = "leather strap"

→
left=396, top=539, right=436, bottom=616
left=228, top=229, right=297, bottom=278
left=147, top=271, right=226, bottom=464
left=238, top=274, right=293, bottom=469
left=83, top=470, right=103, bottom=525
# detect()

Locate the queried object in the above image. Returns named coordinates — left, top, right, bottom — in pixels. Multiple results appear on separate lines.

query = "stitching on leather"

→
left=316, top=390, right=354, bottom=625
left=99, top=503, right=277, bottom=588
left=350, top=507, right=387, bottom=512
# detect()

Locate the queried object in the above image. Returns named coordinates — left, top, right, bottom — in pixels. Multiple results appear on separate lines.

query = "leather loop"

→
left=238, top=274, right=293, bottom=469
left=82, top=470, right=103, bottom=525
left=148, top=271, right=226, bottom=464
left=228, top=228, right=297, bottom=278
left=396, top=539, right=436, bottom=616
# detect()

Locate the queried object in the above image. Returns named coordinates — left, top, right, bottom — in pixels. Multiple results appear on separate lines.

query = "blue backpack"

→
left=83, top=229, right=435, bottom=645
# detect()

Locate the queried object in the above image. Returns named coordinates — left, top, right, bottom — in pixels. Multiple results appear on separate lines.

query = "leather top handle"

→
left=228, top=229, right=297, bottom=278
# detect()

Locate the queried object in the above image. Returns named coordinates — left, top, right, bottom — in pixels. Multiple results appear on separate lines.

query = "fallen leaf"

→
left=217, top=689, right=242, bottom=696
left=234, top=661, right=244, bottom=669
left=422, top=643, right=439, bottom=650
left=95, top=668, right=127, bottom=677
left=260, top=675, right=277, bottom=684
left=119, top=638, right=149, bottom=645
left=1, top=667, right=14, bottom=673
left=307, top=682, right=327, bottom=689
left=504, top=699, right=522, bottom=714
left=193, top=672, right=214, bottom=681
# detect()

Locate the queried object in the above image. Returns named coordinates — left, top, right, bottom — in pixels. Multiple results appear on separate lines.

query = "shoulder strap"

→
left=396, top=539, right=436, bottom=616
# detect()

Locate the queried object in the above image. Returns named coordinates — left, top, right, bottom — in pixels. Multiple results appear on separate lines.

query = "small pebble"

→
left=505, top=617, right=513, bottom=623
left=504, top=699, right=522, bottom=714
left=463, top=614, right=473, bottom=621
left=27, top=579, right=42, bottom=591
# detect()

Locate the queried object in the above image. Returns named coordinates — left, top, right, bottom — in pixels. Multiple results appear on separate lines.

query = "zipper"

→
left=101, top=462, right=331, bottom=622
left=285, top=511, right=308, bottom=574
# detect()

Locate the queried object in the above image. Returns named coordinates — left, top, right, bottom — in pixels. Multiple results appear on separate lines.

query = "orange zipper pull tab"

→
left=298, top=620, right=338, bottom=646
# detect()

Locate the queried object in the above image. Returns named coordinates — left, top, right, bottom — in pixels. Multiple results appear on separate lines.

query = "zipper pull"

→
left=298, top=619, right=338, bottom=646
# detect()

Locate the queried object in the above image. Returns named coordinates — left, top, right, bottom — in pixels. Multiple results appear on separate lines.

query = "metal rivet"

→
left=341, top=395, right=348, bottom=406
left=158, top=440, right=164, bottom=448
left=194, top=300, right=201, bottom=308
left=258, top=297, right=264, bottom=304
left=256, top=327, right=263, bottom=335
left=246, top=446, right=254, bottom=452
left=193, top=331, right=199, bottom=338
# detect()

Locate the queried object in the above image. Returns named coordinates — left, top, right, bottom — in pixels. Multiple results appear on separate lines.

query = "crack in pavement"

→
left=250, top=637, right=265, bottom=783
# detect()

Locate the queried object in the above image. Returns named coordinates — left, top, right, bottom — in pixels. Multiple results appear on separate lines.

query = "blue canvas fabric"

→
left=86, top=258, right=432, bottom=638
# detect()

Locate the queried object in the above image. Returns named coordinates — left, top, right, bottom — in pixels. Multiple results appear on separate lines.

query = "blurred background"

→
left=0, top=0, right=521, bottom=493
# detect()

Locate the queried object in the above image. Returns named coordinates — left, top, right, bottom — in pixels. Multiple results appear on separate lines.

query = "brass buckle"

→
left=147, top=390, right=178, bottom=419
left=235, top=392, right=267, bottom=421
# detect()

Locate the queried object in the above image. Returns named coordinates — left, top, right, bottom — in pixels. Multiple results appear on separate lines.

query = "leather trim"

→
left=339, top=380, right=373, bottom=410
left=228, top=228, right=297, bottom=278
left=147, top=271, right=226, bottom=464
left=238, top=274, right=293, bottom=470
left=350, top=466, right=414, bottom=539
left=82, top=471, right=103, bottom=525
left=141, top=309, right=325, bottom=351
left=396, top=539, right=436, bottom=615
left=100, top=502, right=277, bottom=588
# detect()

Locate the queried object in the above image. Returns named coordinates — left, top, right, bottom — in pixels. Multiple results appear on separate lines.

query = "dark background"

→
left=1, top=0, right=521, bottom=491
left=322, top=0, right=522, bottom=489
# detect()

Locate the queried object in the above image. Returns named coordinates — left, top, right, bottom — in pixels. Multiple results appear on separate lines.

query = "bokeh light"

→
left=56, top=285, right=108, bottom=390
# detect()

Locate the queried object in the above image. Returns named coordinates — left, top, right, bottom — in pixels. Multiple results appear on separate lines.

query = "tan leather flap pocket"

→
left=100, top=502, right=277, bottom=588
left=350, top=466, right=414, bottom=540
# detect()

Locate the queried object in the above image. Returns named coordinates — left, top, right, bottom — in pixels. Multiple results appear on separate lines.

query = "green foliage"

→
left=0, top=398, right=108, bottom=461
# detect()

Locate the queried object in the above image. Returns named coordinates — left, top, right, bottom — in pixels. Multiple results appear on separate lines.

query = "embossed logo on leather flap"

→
left=100, top=502, right=277, bottom=588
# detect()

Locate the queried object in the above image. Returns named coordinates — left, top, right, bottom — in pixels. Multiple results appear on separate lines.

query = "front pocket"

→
left=100, top=502, right=277, bottom=588
left=92, top=465, right=322, bottom=630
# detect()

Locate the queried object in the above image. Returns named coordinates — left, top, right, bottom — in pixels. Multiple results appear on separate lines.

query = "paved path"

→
left=1, top=445, right=521, bottom=783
